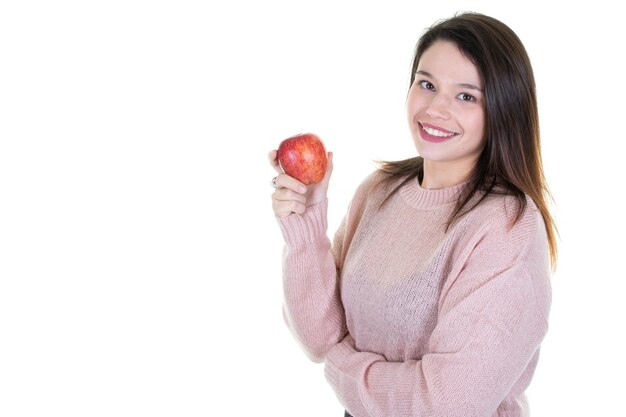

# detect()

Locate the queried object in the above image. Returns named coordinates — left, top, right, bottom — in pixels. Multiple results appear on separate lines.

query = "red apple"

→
left=277, top=133, right=327, bottom=185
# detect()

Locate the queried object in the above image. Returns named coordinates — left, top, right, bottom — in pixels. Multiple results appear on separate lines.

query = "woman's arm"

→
left=275, top=166, right=384, bottom=362
left=271, top=149, right=351, bottom=361
left=278, top=200, right=348, bottom=362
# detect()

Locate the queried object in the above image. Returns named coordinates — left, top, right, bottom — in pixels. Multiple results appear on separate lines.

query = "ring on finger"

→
left=271, top=176, right=279, bottom=189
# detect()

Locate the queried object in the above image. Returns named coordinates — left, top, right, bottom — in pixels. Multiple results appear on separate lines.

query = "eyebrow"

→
left=416, top=70, right=484, bottom=92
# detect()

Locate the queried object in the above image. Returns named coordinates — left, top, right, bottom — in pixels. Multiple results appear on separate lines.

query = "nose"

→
left=426, top=93, right=451, bottom=120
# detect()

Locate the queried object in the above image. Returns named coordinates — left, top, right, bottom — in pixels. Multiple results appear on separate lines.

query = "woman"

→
left=269, top=12, right=557, bottom=417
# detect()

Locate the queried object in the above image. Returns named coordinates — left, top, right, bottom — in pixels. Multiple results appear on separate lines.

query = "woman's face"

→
left=407, top=40, right=486, bottom=170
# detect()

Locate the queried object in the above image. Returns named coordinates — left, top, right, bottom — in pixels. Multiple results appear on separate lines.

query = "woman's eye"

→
left=419, top=80, right=435, bottom=90
left=457, top=93, right=476, bottom=102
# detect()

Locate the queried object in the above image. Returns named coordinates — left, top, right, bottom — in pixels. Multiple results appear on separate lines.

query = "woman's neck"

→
left=421, top=159, right=474, bottom=189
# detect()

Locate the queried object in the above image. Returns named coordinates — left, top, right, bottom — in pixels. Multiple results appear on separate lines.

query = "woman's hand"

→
left=268, top=150, right=333, bottom=218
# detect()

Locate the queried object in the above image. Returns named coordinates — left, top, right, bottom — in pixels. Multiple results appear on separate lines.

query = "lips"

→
left=418, top=122, right=459, bottom=143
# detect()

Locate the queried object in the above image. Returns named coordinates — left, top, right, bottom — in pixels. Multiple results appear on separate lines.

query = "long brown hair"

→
left=379, top=12, right=558, bottom=269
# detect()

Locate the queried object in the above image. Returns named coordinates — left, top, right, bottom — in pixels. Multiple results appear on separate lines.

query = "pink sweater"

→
left=277, top=171, right=551, bottom=417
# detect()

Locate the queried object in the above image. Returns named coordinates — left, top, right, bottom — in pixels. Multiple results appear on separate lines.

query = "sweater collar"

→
left=399, top=177, right=466, bottom=209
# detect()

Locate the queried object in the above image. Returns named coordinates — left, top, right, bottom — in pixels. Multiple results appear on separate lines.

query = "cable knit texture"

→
left=277, top=171, right=551, bottom=417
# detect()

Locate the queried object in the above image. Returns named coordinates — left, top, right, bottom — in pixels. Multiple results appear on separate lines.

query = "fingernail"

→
left=299, top=186, right=307, bottom=193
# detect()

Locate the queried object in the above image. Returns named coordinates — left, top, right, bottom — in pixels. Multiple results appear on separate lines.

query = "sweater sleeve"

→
left=323, top=206, right=552, bottom=417
left=277, top=199, right=348, bottom=362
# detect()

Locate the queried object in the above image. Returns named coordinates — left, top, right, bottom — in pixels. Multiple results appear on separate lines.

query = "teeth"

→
left=423, top=126, right=456, bottom=137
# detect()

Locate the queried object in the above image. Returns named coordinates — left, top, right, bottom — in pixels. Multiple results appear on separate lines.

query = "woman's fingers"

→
left=272, top=182, right=307, bottom=217
left=272, top=187, right=307, bottom=205
left=268, top=150, right=283, bottom=174
left=269, top=149, right=307, bottom=192
left=272, top=199, right=306, bottom=218
left=271, top=180, right=307, bottom=218
left=272, top=172, right=307, bottom=194
left=269, top=148, right=334, bottom=217
left=270, top=171, right=308, bottom=218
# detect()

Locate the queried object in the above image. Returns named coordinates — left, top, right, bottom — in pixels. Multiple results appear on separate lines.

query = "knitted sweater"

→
left=277, top=171, right=551, bottom=417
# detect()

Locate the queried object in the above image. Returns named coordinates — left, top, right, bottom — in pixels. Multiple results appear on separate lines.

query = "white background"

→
left=1, top=0, right=624, bottom=416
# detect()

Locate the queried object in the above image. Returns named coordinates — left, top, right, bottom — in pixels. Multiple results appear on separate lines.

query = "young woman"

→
left=269, top=12, right=557, bottom=417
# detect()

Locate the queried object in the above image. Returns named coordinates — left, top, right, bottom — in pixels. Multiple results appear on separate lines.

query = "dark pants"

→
left=344, top=412, right=352, bottom=417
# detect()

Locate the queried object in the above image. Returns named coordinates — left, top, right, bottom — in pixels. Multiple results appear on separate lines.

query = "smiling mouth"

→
left=419, top=123, right=459, bottom=143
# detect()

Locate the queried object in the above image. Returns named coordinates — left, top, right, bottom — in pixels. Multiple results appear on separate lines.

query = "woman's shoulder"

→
left=463, top=190, right=545, bottom=246
left=481, top=190, right=539, bottom=220
left=358, top=168, right=396, bottom=188
left=341, top=169, right=402, bottom=224
left=351, top=169, right=401, bottom=201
